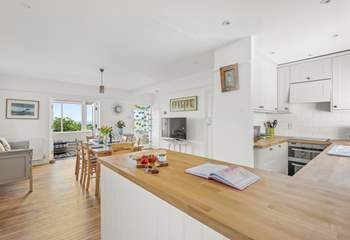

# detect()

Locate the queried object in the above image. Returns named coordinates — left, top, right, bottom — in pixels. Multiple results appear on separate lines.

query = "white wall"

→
left=0, top=73, right=153, bottom=163
left=212, top=37, right=254, bottom=167
left=257, top=103, right=350, bottom=139
left=152, top=71, right=213, bottom=157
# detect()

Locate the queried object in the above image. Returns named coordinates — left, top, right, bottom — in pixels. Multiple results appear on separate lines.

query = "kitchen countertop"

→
left=295, top=140, right=350, bottom=189
left=99, top=150, right=350, bottom=240
left=253, top=136, right=290, bottom=148
left=254, top=136, right=333, bottom=148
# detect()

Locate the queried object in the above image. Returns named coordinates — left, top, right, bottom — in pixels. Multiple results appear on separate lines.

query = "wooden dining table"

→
left=90, top=146, right=113, bottom=198
left=91, top=143, right=141, bottom=198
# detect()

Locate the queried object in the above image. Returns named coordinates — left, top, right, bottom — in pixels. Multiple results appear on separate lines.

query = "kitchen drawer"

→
left=290, top=79, right=331, bottom=103
left=290, top=58, right=331, bottom=83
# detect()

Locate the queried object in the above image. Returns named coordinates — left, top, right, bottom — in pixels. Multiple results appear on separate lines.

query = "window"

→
left=52, top=101, right=98, bottom=132
left=86, top=104, right=94, bottom=130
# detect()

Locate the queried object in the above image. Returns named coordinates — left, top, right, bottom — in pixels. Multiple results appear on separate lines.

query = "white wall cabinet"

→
left=277, top=67, right=290, bottom=112
left=289, top=79, right=331, bottom=103
left=290, top=58, right=332, bottom=83
left=253, top=53, right=277, bottom=112
left=332, top=54, right=350, bottom=110
left=254, top=142, right=288, bottom=174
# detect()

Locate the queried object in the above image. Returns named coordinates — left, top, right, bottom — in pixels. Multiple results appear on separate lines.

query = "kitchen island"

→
left=99, top=149, right=350, bottom=240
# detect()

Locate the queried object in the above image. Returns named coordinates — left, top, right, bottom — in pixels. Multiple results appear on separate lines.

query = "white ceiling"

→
left=1, top=0, right=349, bottom=90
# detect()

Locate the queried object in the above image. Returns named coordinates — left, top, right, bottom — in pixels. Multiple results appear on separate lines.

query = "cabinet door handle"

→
left=306, top=77, right=311, bottom=80
left=284, top=107, right=289, bottom=110
left=333, top=105, right=338, bottom=108
left=259, top=106, right=264, bottom=109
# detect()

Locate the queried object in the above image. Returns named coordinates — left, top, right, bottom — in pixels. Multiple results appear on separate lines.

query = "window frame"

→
left=52, top=100, right=99, bottom=133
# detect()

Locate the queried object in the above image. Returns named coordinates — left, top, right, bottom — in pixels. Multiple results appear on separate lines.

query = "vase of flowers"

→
left=116, top=120, right=126, bottom=135
left=99, top=125, right=112, bottom=144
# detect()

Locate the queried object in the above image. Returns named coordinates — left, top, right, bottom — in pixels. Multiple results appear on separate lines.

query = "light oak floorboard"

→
left=0, top=159, right=100, bottom=240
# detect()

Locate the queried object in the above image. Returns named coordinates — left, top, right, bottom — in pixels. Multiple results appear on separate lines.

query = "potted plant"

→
left=116, top=120, right=126, bottom=135
left=99, top=125, right=112, bottom=144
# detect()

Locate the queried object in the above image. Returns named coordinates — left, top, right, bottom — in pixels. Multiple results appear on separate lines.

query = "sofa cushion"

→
left=0, top=143, right=5, bottom=152
left=0, top=138, right=11, bottom=151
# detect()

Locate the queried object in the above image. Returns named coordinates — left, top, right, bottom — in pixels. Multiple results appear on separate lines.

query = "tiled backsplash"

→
left=254, top=103, right=350, bottom=139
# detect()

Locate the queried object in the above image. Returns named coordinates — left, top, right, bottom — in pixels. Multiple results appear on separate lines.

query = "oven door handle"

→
left=290, top=148, right=323, bottom=154
left=291, top=163, right=305, bottom=168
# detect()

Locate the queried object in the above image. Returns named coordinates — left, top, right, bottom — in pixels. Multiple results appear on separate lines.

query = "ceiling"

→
left=1, top=0, right=349, bottom=90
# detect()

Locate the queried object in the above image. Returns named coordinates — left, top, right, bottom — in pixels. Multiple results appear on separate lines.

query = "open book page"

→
left=210, top=166, right=260, bottom=190
left=184, top=163, right=228, bottom=179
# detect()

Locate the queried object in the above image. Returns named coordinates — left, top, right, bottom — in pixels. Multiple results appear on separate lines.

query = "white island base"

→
left=101, top=166, right=229, bottom=240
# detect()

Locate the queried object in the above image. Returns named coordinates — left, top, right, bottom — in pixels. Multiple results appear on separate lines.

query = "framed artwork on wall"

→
left=220, top=63, right=239, bottom=92
left=6, top=99, right=40, bottom=119
left=170, top=96, right=198, bottom=112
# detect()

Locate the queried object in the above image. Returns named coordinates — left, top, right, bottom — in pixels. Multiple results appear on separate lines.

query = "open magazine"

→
left=185, top=163, right=260, bottom=190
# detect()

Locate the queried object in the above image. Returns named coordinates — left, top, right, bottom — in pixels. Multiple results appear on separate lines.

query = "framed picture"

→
left=6, top=99, right=40, bottom=119
left=170, top=96, right=198, bottom=112
left=220, top=63, right=239, bottom=92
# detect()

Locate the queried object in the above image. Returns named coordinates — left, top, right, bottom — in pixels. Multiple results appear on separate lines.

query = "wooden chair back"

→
left=86, top=135, right=95, bottom=142
left=74, top=140, right=83, bottom=181
left=111, top=143, right=134, bottom=155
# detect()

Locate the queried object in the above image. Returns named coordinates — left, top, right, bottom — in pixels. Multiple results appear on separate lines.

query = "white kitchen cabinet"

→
left=289, top=79, right=331, bottom=103
left=332, top=54, right=350, bottom=110
left=254, top=142, right=288, bottom=174
left=277, top=66, right=290, bottom=112
left=290, top=58, right=332, bottom=83
left=252, top=53, right=277, bottom=112
left=101, top=166, right=229, bottom=240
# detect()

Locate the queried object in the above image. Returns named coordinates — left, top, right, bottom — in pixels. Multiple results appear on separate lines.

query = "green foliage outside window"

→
left=53, top=117, right=82, bottom=132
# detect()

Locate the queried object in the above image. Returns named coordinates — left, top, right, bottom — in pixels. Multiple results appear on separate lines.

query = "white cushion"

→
left=0, top=138, right=11, bottom=151
left=0, top=143, right=5, bottom=152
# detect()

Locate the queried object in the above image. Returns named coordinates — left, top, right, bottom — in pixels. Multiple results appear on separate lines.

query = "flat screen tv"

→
left=161, top=117, right=187, bottom=140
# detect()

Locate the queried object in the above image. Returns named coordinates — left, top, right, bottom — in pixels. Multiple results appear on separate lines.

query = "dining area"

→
left=74, top=134, right=145, bottom=198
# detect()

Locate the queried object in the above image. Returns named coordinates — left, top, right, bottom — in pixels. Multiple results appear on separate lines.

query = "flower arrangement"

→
left=99, top=125, right=112, bottom=136
left=116, top=120, right=126, bottom=129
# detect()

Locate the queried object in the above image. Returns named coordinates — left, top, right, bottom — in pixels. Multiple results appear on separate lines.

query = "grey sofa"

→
left=0, top=141, right=33, bottom=192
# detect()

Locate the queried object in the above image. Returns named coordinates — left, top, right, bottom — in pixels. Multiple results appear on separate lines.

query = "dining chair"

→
left=111, top=143, right=134, bottom=155
left=81, top=144, right=97, bottom=192
left=74, top=140, right=83, bottom=181
left=86, top=135, right=95, bottom=143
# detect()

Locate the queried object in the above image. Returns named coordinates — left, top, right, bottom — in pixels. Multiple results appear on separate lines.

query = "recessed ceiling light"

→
left=222, top=20, right=231, bottom=26
left=320, top=0, right=331, bottom=4
left=20, top=1, right=31, bottom=9
left=332, top=34, right=340, bottom=38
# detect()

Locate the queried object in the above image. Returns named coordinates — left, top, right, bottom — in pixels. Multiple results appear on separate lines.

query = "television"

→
left=161, top=117, right=187, bottom=140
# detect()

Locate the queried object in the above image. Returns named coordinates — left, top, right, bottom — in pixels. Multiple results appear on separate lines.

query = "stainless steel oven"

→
left=288, top=142, right=327, bottom=176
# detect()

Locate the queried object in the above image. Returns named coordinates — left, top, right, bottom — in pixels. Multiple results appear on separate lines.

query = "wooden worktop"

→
left=253, top=136, right=289, bottom=148
left=254, top=136, right=332, bottom=148
left=99, top=150, right=350, bottom=240
left=295, top=141, right=350, bottom=189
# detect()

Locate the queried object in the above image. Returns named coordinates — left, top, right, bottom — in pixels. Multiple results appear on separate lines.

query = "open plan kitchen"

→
left=1, top=1, right=350, bottom=240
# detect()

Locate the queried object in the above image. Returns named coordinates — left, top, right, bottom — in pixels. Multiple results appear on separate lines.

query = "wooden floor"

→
left=0, top=159, right=100, bottom=240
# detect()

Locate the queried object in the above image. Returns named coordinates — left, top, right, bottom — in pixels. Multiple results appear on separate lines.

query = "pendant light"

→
left=99, top=68, right=105, bottom=94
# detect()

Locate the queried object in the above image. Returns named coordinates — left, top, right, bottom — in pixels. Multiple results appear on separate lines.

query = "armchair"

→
left=0, top=141, right=33, bottom=192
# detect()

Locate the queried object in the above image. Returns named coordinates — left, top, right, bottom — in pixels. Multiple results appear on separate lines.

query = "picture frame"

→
left=170, top=96, right=198, bottom=112
left=220, top=63, right=239, bottom=92
left=6, top=99, right=40, bottom=120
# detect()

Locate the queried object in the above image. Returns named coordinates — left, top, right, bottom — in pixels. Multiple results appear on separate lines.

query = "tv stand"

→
left=163, top=138, right=190, bottom=153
